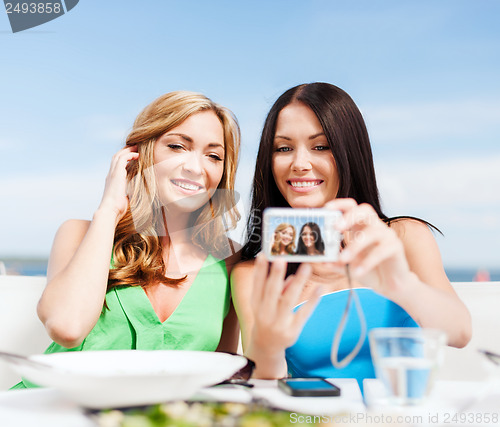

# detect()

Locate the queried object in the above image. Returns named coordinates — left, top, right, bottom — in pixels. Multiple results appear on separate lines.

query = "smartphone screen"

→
left=278, top=378, right=341, bottom=397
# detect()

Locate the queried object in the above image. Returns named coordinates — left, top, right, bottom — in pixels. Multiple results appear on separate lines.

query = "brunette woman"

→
left=231, top=83, right=471, bottom=382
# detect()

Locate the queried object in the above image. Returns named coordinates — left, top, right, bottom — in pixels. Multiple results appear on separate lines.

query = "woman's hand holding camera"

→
left=325, top=198, right=413, bottom=300
left=246, top=254, right=321, bottom=378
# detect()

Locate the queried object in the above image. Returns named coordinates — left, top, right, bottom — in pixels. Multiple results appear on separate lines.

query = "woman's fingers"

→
left=261, top=258, right=288, bottom=313
left=252, top=255, right=295, bottom=316
left=100, top=146, right=140, bottom=218
left=351, top=237, right=404, bottom=280
left=109, top=146, right=139, bottom=174
left=335, top=203, right=379, bottom=234
left=325, top=199, right=411, bottom=294
left=338, top=224, right=387, bottom=264
left=324, top=198, right=358, bottom=214
left=252, top=257, right=314, bottom=332
left=278, top=263, right=312, bottom=314
left=331, top=201, right=399, bottom=268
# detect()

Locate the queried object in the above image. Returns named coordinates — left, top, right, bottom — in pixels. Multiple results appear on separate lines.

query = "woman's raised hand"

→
left=98, top=146, right=139, bottom=222
left=246, top=253, right=321, bottom=378
left=325, top=198, right=411, bottom=299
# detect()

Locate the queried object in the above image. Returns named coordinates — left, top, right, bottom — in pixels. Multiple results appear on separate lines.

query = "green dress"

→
left=12, top=254, right=230, bottom=389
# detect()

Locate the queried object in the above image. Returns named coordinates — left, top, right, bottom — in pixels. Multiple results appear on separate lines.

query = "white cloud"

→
left=364, top=99, right=500, bottom=144
left=2, top=142, right=498, bottom=268
left=0, top=158, right=256, bottom=257
left=377, top=153, right=500, bottom=268
left=378, top=153, right=500, bottom=209
left=80, top=114, right=131, bottom=146
left=0, top=169, right=106, bottom=257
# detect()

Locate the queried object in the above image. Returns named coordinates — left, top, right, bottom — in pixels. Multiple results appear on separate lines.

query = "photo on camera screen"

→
left=263, top=208, right=342, bottom=263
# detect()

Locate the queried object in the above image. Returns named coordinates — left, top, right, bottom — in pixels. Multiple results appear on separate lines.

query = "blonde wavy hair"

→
left=108, top=91, right=240, bottom=289
left=270, top=223, right=296, bottom=255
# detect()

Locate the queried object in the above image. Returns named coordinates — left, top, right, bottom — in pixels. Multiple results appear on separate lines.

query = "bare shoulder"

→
left=231, top=259, right=256, bottom=282
left=230, top=259, right=256, bottom=329
left=56, top=219, right=91, bottom=238
left=230, top=259, right=257, bottom=292
left=389, top=218, right=438, bottom=250
left=389, top=218, right=450, bottom=288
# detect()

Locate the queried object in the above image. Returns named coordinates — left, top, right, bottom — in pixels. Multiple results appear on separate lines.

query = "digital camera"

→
left=262, top=208, right=342, bottom=263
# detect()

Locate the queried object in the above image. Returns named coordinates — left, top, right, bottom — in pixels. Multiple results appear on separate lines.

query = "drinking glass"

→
left=369, top=328, right=446, bottom=405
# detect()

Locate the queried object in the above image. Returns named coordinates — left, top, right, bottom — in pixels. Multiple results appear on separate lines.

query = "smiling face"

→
left=300, top=225, right=316, bottom=248
left=279, top=226, right=294, bottom=246
left=153, top=110, right=225, bottom=213
left=272, top=102, right=339, bottom=208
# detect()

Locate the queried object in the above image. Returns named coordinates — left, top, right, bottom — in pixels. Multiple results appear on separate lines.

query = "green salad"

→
left=94, top=401, right=316, bottom=427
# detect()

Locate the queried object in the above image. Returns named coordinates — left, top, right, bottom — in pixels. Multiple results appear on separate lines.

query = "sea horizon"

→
left=1, top=257, right=499, bottom=283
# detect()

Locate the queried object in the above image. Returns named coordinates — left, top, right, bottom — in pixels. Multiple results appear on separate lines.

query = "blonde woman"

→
left=270, top=223, right=296, bottom=255
left=13, top=91, right=241, bottom=388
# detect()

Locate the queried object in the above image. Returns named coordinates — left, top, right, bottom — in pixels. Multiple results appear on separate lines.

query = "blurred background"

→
left=1, top=0, right=499, bottom=281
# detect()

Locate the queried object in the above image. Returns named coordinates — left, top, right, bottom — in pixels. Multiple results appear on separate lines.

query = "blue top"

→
left=285, top=288, right=418, bottom=388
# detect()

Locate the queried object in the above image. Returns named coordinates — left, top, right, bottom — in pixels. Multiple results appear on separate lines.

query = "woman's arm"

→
left=389, top=219, right=472, bottom=347
left=327, top=199, right=472, bottom=348
left=231, top=256, right=320, bottom=378
left=37, top=147, right=138, bottom=348
left=38, top=213, right=118, bottom=348
left=230, top=260, right=256, bottom=354
left=215, top=246, right=242, bottom=353
left=215, top=302, right=239, bottom=353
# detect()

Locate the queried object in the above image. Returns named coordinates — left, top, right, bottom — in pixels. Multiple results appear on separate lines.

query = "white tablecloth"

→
left=364, top=378, right=500, bottom=426
left=2, top=379, right=499, bottom=427
left=0, top=378, right=364, bottom=427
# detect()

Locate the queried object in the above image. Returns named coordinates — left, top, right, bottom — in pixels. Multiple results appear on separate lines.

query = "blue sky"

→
left=1, top=1, right=499, bottom=269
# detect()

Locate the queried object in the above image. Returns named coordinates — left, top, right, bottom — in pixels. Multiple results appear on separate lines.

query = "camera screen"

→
left=263, top=208, right=342, bottom=262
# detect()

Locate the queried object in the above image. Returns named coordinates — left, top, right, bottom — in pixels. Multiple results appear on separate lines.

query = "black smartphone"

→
left=278, top=378, right=341, bottom=397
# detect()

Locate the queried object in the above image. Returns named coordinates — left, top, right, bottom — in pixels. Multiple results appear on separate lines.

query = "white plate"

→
left=8, top=350, right=247, bottom=408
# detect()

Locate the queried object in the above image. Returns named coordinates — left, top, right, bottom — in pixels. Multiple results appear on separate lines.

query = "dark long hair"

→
left=296, top=222, right=325, bottom=255
left=242, top=82, right=439, bottom=262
